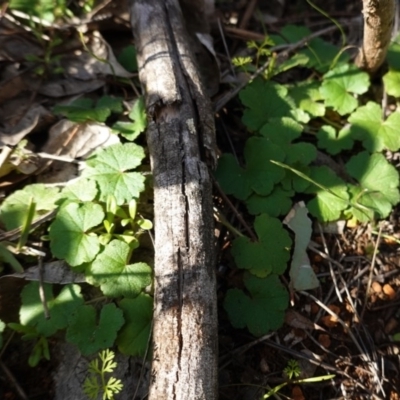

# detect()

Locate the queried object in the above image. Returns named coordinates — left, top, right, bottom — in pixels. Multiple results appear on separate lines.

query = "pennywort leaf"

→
left=117, top=294, right=153, bottom=356
left=83, top=143, right=146, bottom=205
left=231, top=214, right=292, bottom=277
left=346, top=152, right=400, bottom=221
left=224, top=273, right=289, bottom=336
left=20, top=282, right=84, bottom=337
left=320, top=64, right=369, bottom=115
left=49, top=202, right=104, bottom=266
left=66, top=303, right=124, bottom=355
left=88, top=240, right=152, bottom=298
left=348, top=102, right=400, bottom=152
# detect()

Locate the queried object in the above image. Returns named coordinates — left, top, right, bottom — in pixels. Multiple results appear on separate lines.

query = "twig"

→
left=217, top=18, right=236, bottom=78
left=262, top=339, right=381, bottom=398
left=317, top=223, right=343, bottom=302
left=212, top=177, right=257, bottom=241
left=0, top=209, right=57, bottom=242
left=219, top=332, right=275, bottom=370
left=238, top=0, right=259, bottom=30
left=361, top=224, right=383, bottom=321
left=38, top=255, right=50, bottom=319
left=299, top=291, right=366, bottom=357
left=0, top=360, right=29, bottom=400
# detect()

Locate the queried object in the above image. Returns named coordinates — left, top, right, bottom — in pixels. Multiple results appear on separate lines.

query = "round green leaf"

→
left=83, top=143, right=146, bottom=205
left=66, top=303, right=124, bottom=355
left=89, top=240, right=152, bottom=298
left=49, top=202, right=104, bottom=266
left=224, top=274, right=289, bottom=336
left=231, top=214, right=292, bottom=277
left=117, top=294, right=153, bottom=356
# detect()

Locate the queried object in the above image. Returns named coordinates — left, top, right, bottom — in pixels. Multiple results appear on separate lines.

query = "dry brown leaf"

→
left=320, top=304, right=340, bottom=328
left=291, top=385, right=305, bottom=400
left=318, top=333, right=331, bottom=348
left=0, top=102, right=54, bottom=146
left=310, top=302, right=319, bottom=314
left=384, top=317, right=399, bottom=334
left=285, top=309, right=320, bottom=331
left=383, top=284, right=396, bottom=299
left=372, top=281, right=382, bottom=293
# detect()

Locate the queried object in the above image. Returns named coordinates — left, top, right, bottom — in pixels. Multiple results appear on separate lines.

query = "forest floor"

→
left=0, top=0, right=400, bottom=399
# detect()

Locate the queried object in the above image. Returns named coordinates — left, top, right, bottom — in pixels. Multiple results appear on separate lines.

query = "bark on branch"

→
left=355, top=0, right=395, bottom=73
left=130, top=1, right=218, bottom=399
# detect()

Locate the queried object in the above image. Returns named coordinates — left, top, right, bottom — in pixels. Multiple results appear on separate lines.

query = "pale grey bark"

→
left=130, top=1, right=218, bottom=399
left=355, top=0, right=396, bottom=73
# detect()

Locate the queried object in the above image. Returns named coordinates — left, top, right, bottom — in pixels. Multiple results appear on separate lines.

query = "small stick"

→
left=0, top=360, right=29, bottom=400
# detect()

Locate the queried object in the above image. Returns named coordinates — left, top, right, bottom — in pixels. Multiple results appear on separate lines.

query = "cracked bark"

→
left=355, top=0, right=395, bottom=73
left=130, top=1, right=218, bottom=399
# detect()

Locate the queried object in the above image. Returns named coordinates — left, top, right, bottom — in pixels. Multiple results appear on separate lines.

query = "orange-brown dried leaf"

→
left=291, top=385, right=305, bottom=400
left=372, top=281, right=382, bottom=293
left=383, top=284, right=396, bottom=299
left=320, top=304, right=340, bottom=328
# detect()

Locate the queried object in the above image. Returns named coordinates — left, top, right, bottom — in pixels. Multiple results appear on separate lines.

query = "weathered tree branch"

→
left=355, top=0, right=395, bottom=73
left=130, top=1, right=218, bottom=399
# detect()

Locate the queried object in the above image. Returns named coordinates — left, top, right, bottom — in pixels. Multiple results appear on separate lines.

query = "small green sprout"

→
left=283, top=359, right=301, bottom=380
left=83, top=349, right=123, bottom=400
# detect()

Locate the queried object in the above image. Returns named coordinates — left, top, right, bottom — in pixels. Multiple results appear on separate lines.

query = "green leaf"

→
left=88, top=240, right=152, bottom=298
left=224, top=274, right=289, bottom=336
left=348, top=102, right=400, bottom=152
left=245, top=187, right=293, bottom=217
left=60, top=179, right=98, bottom=203
left=0, top=184, right=60, bottom=230
left=0, top=242, right=24, bottom=272
left=49, top=202, right=104, bottom=266
left=231, top=214, right=292, bottom=277
left=387, top=35, right=400, bottom=70
left=116, top=294, right=153, bottom=356
left=270, top=25, right=311, bottom=45
left=320, top=64, right=369, bottom=115
left=273, top=53, right=309, bottom=76
left=240, top=79, right=294, bottom=130
left=54, top=99, right=110, bottom=123
left=117, top=45, right=138, bottom=72
left=288, top=80, right=325, bottom=118
left=301, top=38, right=349, bottom=73
left=29, top=336, right=50, bottom=367
left=284, top=203, right=319, bottom=291
left=306, top=166, right=349, bottom=222
left=83, top=143, right=146, bottom=205
left=20, top=282, right=84, bottom=337
left=113, top=97, right=147, bottom=141
left=97, top=96, right=123, bottom=114
left=66, top=303, right=124, bottom=355
left=215, top=154, right=252, bottom=200
left=284, top=142, right=317, bottom=166
left=383, top=69, right=400, bottom=97
left=281, top=166, right=312, bottom=193
left=83, top=375, right=100, bottom=400
left=316, top=125, right=354, bottom=155
left=259, top=117, right=303, bottom=145
left=346, top=152, right=400, bottom=221
left=245, top=138, right=286, bottom=196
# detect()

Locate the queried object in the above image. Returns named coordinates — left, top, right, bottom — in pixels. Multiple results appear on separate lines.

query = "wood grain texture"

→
left=130, top=1, right=218, bottom=399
